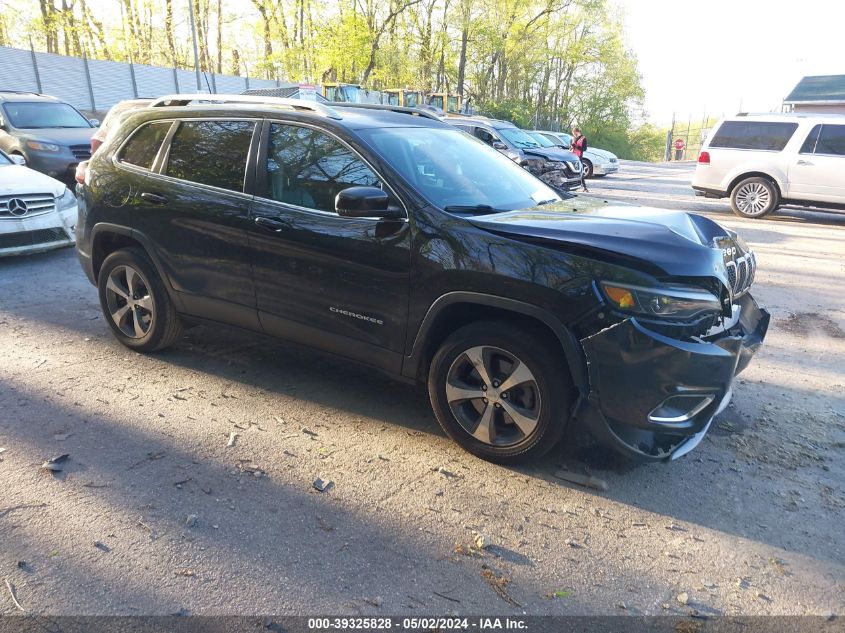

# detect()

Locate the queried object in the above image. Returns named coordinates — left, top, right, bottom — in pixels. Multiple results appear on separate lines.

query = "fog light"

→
left=648, top=395, right=715, bottom=425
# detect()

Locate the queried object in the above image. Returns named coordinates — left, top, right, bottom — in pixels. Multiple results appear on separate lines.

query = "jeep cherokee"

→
left=75, top=94, right=769, bottom=463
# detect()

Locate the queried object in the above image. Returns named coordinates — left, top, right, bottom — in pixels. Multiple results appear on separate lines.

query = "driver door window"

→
left=474, top=127, right=498, bottom=146
left=264, top=123, right=381, bottom=212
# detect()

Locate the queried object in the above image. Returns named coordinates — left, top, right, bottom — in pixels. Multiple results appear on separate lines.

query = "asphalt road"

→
left=1, top=164, right=844, bottom=620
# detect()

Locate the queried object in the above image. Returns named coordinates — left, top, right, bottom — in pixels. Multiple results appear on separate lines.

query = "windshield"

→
left=2, top=102, right=92, bottom=129
left=528, top=132, right=555, bottom=148
left=498, top=126, right=540, bottom=149
left=359, top=127, right=558, bottom=212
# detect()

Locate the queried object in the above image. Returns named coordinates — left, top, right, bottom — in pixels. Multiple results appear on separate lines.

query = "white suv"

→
left=692, top=113, right=845, bottom=218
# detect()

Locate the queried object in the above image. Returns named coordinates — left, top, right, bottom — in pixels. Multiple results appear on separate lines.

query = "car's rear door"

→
left=247, top=120, right=411, bottom=373
left=789, top=123, right=845, bottom=204
left=131, top=117, right=261, bottom=329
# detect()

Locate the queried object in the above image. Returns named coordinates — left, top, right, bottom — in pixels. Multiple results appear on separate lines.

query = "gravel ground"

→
left=1, top=163, right=844, bottom=618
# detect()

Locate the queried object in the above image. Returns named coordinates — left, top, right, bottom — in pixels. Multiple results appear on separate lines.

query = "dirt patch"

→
left=777, top=312, right=845, bottom=339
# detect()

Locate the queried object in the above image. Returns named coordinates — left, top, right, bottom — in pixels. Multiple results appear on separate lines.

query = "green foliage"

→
left=4, top=0, right=664, bottom=160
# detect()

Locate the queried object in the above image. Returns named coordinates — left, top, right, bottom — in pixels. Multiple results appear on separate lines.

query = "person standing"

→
left=570, top=126, right=588, bottom=192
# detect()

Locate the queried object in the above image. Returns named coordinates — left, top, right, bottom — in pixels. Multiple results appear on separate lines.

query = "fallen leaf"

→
left=313, top=478, right=333, bottom=492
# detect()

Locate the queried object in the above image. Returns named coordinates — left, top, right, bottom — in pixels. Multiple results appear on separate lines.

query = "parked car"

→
left=692, top=113, right=845, bottom=218
left=445, top=116, right=583, bottom=192
left=0, top=148, right=78, bottom=256
left=532, top=130, right=620, bottom=178
left=0, top=91, right=97, bottom=184
left=76, top=94, right=768, bottom=464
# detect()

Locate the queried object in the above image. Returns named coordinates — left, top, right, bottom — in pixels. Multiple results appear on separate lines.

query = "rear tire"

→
left=581, top=159, right=593, bottom=178
left=98, top=247, right=182, bottom=352
left=730, top=176, right=779, bottom=218
left=428, top=320, right=574, bottom=464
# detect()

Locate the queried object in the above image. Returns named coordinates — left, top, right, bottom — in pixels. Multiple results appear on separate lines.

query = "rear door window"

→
left=165, top=120, right=255, bottom=192
left=815, top=124, right=845, bottom=156
left=709, top=121, right=799, bottom=151
left=799, top=125, right=822, bottom=154
left=118, top=122, right=171, bottom=170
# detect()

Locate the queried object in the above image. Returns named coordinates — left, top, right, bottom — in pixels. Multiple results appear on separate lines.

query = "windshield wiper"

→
left=443, top=204, right=506, bottom=215
left=535, top=199, right=558, bottom=205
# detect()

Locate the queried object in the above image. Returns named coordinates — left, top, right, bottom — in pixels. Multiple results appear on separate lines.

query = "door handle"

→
left=254, top=216, right=288, bottom=233
left=797, top=159, right=813, bottom=166
left=140, top=192, right=168, bottom=204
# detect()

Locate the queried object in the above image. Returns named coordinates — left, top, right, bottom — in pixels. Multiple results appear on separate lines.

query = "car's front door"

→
left=248, top=120, right=411, bottom=372
left=131, top=117, right=260, bottom=329
left=789, top=124, right=845, bottom=204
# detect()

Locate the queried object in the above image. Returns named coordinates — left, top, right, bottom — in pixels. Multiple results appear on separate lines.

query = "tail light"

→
left=698, top=151, right=710, bottom=165
left=75, top=161, right=88, bottom=185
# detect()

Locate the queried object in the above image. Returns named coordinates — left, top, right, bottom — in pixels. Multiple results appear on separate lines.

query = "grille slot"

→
left=727, top=252, right=757, bottom=297
left=0, top=193, right=56, bottom=219
left=0, top=227, right=70, bottom=249
left=70, top=144, right=92, bottom=160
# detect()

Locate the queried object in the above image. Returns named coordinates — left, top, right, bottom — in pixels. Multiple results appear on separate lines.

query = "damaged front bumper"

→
left=578, top=292, right=770, bottom=461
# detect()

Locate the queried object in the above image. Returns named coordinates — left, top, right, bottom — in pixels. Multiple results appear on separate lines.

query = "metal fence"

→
left=0, top=45, right=281, bottom=115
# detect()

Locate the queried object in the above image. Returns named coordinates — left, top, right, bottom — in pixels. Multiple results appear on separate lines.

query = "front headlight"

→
left=600, top=281, right=721, bottom=320
left=27, top=141, right=61, bottom=152
left=56, top=187, right=77, bottom=210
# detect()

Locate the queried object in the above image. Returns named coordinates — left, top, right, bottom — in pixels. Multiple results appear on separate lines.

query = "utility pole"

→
left=188, top=0, right=202, bottom=91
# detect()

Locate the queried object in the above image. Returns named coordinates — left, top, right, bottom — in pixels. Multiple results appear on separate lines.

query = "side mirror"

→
left=10, top=154, right=25, bottom=166
left=492, top=141, right=508, bottom=150
left=335, top=186, right=401, bottom=219
left=89, top=118, right=100, bottom=127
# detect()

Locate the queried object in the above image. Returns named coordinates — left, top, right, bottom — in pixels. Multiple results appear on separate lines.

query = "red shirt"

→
left=571, top=135, right=586, bottom=158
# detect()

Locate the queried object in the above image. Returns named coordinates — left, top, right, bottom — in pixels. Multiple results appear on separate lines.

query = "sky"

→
left=617, top=0, right=845, bottom=125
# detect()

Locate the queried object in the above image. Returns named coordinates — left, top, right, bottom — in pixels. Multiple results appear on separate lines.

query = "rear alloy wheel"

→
left=428, top=321, right=573, bottom=463
left=730, top=177, right=778, bottom=219
left=98, top=247, right=182, bottom=352
left=581, top=159, right=593, bottom=178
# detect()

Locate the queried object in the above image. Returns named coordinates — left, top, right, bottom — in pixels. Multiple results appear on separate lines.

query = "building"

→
left=784, top=74, right=845, bottom=115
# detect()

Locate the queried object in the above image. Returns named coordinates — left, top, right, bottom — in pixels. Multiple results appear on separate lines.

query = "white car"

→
left=0, top=149, right=77, bottom=256
left=530, top=130, right=620, bottom=177
left=692, top=113, right=845, bottom=219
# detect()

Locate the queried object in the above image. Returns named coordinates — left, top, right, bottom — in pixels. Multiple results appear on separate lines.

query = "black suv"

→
left=76, top=95, right=769, bottom=464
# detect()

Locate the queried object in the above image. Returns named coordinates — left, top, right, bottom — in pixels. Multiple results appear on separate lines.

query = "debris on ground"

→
left=16, top=562, right=28, bottom=571
left=316, top=516, right=334, bottom=532
left=676, top=592, right=690, bottom=605
left=363, top=596, right=383, bottom=607
left=313, top=478, right=333, bottom=492
left=552, top=470, right=609, bottom=491
left=174, top=569, right=196, bottom=577
left=52, top=433, right=71, bottom=441
left=93, top=541, right=110, bottom=552
left=548, top=590, right=570, bottom=599
left=41, top=453, right=69, bottom=473
left=226, top=432, right=239, bottom=448
left=480, top=565, right=521, bottom=607
left=185, top=514, right=198, bottom=527
left=433, top=466, right=458, bottom=478
left=301, top=427, right=318, bottom=437
left=127, top=451, right=166, bottom=470
left=472, top=531, right=491, bottom=550
left=4, top=578, right=25, bottom=611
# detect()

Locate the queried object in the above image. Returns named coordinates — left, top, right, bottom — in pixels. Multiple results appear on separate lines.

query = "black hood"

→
left=468, top=198, right=745, bottom=288
left=522, top=146, right=579, bottom=162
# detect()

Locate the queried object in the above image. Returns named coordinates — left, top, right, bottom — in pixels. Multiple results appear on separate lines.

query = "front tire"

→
left=428, top=321, right=574, bottom=463
left=98, top=247, right=182, bottom=352
left=581, top=159, right=593, bottom=178
left=730, top=177, right=779, bottom=218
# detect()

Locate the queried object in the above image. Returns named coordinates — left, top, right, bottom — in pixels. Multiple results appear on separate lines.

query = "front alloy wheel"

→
left=445, top=345, right=541, bottom=447
left=428, top=321, right=573, bottom=463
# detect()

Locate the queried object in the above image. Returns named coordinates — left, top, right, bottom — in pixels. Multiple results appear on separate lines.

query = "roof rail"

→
left=328, top=102, right=443, bottom=121
left=0, top=90, right=50, bottom=97
left=148, top=94, right=343, bottom=120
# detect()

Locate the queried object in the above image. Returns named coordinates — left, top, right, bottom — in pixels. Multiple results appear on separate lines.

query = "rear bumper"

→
left=692, top=185, right=727, bottom=199
left=578, top=292, right=769, bottom=461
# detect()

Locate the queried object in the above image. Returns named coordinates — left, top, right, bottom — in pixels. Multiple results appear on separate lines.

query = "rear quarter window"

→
left=117, top=121, right=172, bottom=170
left=709, top=121, right=799, bottom=151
